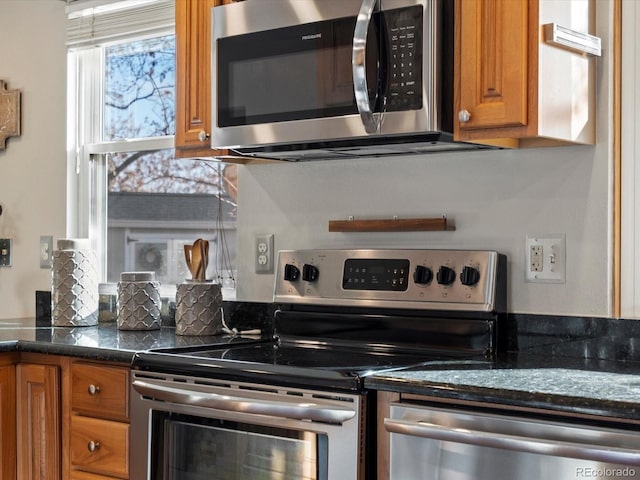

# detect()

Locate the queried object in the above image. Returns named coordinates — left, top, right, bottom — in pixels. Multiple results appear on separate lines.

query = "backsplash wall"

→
left=235, top=143, right=611, bottom=317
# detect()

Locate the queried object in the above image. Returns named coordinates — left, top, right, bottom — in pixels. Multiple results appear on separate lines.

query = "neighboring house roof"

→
left=108, top=191, right=236, bottom=223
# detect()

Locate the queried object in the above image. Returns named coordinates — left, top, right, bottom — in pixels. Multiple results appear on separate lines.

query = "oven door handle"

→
left=353, top=0, right=381, bottom=134
left=384, top=418, right=640, bottom=466
left=132, top=379, right=357, bottom=424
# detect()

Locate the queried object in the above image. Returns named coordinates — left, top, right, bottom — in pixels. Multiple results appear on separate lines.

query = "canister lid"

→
left=120, top=271, right=156, bottom=282
left=57, top=238, right=91, bottom=250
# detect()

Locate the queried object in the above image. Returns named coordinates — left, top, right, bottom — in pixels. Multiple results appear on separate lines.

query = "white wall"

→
left=0, top=0, right=67, bottom=319
left=0, top=0, right=616, bottom=319
left=237, top=145, right=611, bottom=316
left=235, top=2, right=614, bottom=317
left=621, top=0, right=640, bottom=318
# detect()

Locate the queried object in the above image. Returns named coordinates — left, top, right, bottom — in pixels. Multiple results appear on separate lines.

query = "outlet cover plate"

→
left=40, top=235, right=53, bottom=268
left=255, top=234, right=274, bottom=274
left=525, top=234, right=566, bottom=283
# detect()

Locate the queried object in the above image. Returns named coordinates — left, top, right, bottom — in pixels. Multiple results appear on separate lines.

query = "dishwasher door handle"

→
left=133, top=379, right=356, bottom=424
left=384, top=418, right=640, bottom=466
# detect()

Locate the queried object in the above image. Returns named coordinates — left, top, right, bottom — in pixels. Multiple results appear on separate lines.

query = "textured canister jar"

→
left=117, top=272, right=161, bottom=330
left=51, top=238, right=99, bottom=327
left=175, top=281, right=223, bottom=336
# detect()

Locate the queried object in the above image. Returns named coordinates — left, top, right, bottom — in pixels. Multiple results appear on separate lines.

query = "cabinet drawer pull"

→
left=87, top=440, right=101, bottom=452
left=87, top=384, right=100, bottom=395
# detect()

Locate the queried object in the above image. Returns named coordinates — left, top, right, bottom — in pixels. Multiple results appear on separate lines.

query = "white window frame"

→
left=66, top=0, right=175, bottom=282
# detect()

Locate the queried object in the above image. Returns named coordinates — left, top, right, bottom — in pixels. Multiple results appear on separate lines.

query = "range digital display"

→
left=343, top=259, right=410, bottom=291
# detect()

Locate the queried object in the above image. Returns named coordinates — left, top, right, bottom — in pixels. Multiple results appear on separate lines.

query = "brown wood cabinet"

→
left=16, top=362, right=61, bottom=480
left=454, top=0, right=596, bottom=148
left=0, top=357, right=17, bottom=480
left=70, top=472, right=118, bottom=480
left=69, top=362, right=130, bottom=480
left=1, top=353, right=131, bottom=480
left=70, top=417, right=129, bottom=479
left=174, top=0, right=269, bottom=163
left=175, top=0, right=218, bottom=154
left=71, top=363, right=129, bottom=421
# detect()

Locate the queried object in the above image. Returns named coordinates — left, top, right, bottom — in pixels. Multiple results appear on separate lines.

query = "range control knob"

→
left=302, top=264, right=319, bottom=282
left=413, top=265, right=433, bottom=285
left=283, top=264, right=300, bottom=281
left=460, top=266, right=480, bottom=286
left=436, top=266, right=456, bottom=285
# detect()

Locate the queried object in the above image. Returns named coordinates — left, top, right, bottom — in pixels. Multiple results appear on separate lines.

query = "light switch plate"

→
left=0, top=238, right=12, bottom=267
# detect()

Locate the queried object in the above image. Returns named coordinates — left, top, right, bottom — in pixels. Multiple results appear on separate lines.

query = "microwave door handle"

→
left=353, top=0, right=380, bottom=134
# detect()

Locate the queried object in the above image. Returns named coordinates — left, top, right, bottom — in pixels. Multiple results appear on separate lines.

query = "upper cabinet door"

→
left=175, top=0, right=218, bottom=153
left=454, top=0, right=595, bottom=148
left=457, top=0, right=529, bottom=130
left=175, top=0, right=267, bottom=162
left=455, top=0, right=532, bottom=143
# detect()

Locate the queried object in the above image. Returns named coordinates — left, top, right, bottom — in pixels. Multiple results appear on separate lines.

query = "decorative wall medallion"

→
left=0, top=80, right=21, bottom=150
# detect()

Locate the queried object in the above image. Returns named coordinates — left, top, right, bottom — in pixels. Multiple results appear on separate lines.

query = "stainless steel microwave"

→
left=211, top=0, right=479, bottom=161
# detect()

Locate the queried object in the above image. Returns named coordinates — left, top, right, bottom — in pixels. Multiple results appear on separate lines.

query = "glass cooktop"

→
left=180, top=341, right=485, bottom=370
left=133, top=338, right=491, bottom=391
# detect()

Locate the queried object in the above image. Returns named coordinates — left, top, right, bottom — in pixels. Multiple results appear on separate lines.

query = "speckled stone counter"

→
left=365, top=354, right=640, bottom=421
left=0, top=301, right=275, bottom=364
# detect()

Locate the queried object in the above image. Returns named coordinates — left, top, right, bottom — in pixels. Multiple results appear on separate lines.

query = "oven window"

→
left=153, top=412, right=328, bottom=479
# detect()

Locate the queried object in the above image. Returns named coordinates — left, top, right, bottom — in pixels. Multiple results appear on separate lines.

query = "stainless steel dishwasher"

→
left=386, top=404, right=640, bottom=480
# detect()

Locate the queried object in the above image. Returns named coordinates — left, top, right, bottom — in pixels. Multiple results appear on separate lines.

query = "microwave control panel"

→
left=385, top=6, right=423, bottom=111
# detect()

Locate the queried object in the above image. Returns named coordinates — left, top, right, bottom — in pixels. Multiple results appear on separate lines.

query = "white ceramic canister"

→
left=51, top=238, right=99, bottom=327
left=117, top=271, right=161, bottom=330
left=175, top=281, right=223, bottom=336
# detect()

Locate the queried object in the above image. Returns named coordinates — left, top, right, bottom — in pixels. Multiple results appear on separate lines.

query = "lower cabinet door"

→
left=0, top=364, right=16, bottom=480
left=70, top=416, right=129, bottom=479
left=17, top=363, right=61, bottom=480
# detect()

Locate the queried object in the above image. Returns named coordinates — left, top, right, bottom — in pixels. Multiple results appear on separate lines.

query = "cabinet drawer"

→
left=70, top=416, right=129, bottom=478
left=71, top=470, right=123, bottom=480
left=71, top=363, right=129, bottom=419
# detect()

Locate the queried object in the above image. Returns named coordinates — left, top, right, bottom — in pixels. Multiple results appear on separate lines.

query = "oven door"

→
left=212, top=0, right=437, bottom=150
left=130, top=371, right=365, bottom=480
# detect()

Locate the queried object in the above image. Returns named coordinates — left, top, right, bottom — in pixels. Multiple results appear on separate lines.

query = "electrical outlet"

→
left=255, top=234, right=274, bottom=274
left=525, top=234, right=566, bottom=283
left=0, top=238, right=12, bottom=267
left=530, top=245, right=543, bottom=272
left=40, top=235, right=53, bottom=268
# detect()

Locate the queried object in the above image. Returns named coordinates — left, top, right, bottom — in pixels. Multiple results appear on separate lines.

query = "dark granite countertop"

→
left=6, top=308, right=640, bottom=423
left=0, top=317, right=263, bottom=364
left=0, top=301, right=274, bottom=364
left=365, top=353, right=640, bottom=422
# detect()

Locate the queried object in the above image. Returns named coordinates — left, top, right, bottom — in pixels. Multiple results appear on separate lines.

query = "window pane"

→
left=104, top=35, right=176, bottom=140
left=100, top=34, right=237, bottom=290
left=106, top=151, right=237, bottom=287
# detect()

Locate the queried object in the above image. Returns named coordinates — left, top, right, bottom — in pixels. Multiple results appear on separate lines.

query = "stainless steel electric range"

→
left=130, top=249, right=506, bottom=480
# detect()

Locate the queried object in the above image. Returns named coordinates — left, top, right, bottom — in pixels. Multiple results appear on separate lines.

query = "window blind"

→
left=66, top=0, right=175, bottom=48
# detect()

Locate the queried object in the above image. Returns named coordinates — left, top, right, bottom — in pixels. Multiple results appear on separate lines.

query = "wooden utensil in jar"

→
left=184, top=238, right=209, bottom=281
